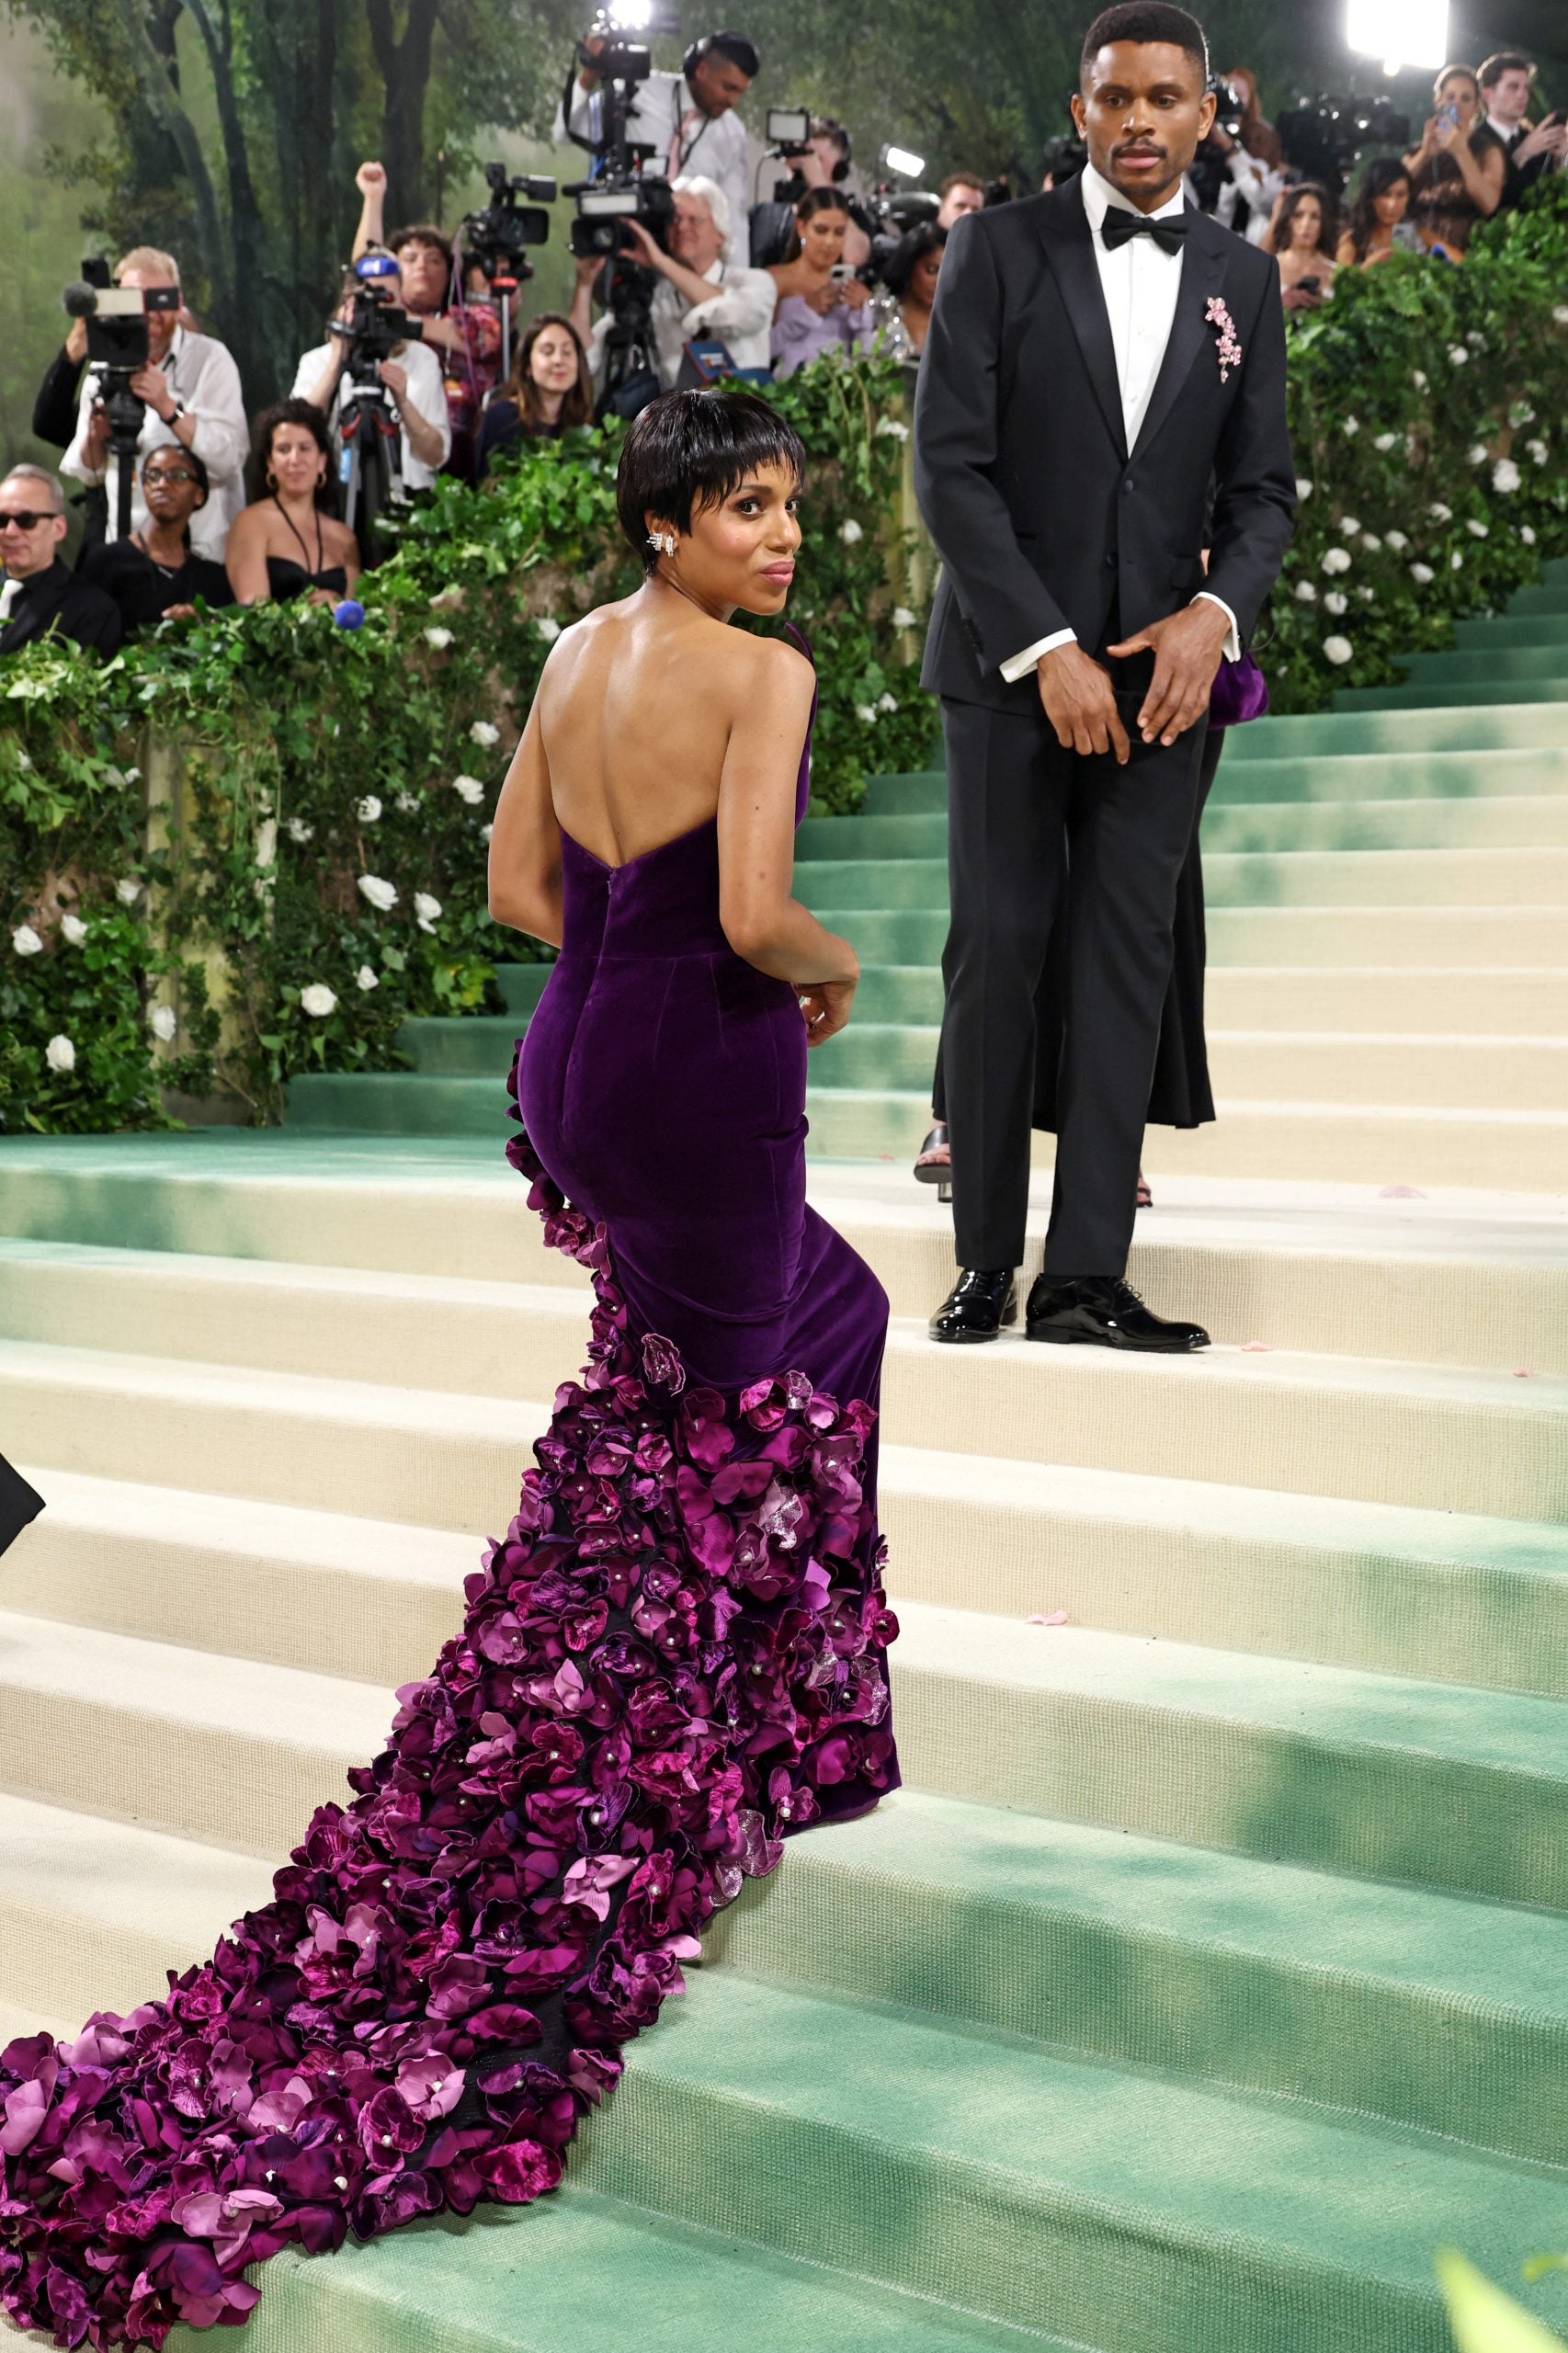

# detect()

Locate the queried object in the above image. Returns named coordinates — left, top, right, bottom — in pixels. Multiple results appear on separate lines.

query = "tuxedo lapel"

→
left=1036, top=181, right=1127, bottom=460
left=1131, top=213, right=1228, bottom=463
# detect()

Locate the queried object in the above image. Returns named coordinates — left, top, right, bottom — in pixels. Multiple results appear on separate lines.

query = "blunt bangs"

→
left=616, top=391, right=806, bottom=574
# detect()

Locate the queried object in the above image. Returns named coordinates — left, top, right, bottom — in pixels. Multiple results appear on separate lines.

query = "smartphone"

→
left=1436, top=100, right=1460, bottom=131
left=828, top=262, right=855, bottom=282
left=1296, top=274, right=1321, bottom=295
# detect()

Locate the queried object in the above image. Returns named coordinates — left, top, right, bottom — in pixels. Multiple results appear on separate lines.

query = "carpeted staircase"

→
left=0, top=565, right=1566, bottom=2352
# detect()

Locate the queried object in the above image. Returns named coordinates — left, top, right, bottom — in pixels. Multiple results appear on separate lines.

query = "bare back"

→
left=535, top=592, right=782, bottom=869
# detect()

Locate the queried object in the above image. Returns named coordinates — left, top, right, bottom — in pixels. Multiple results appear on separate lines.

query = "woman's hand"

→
left=356, top=160, right=387, bottom=199
left=798, top=975, right=857, bottom=1046
left=801, top=277, right=841, bottom=315
left=840, top=277, right=870, bottom=308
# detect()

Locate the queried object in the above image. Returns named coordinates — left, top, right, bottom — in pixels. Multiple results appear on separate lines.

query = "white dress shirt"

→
left=60, top=324, right=249, bottom=562
left=588, top=258, right=776, bottom=391
left=556, top=69, right=752, bottom=265
left=1001, top=163, right=1238, bottom=684
left=291, top=336, right=452, bottom=492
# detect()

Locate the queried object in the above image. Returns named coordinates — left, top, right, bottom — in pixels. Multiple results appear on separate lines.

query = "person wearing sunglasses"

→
left=76, top=447, right=233, bottom=631
left=0, top=463, right=121, bottom=658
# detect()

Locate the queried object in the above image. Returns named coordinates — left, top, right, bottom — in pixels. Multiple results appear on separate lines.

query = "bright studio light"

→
left=605, top=0, right=652, bottom=25
left=882, top=143, right=926, bottom=177
left=1345, top=0, right=1448, bottom=72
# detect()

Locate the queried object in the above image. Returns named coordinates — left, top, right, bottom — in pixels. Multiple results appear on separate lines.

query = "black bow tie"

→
left=1100, top=206, right=1189, bottom=256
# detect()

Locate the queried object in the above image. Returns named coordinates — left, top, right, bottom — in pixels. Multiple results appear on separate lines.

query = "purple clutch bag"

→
left=1209, top=650, right=1269, bottom=729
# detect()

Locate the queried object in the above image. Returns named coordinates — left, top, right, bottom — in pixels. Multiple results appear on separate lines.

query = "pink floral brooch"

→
left=1206, top=294, right=1242, bottom=382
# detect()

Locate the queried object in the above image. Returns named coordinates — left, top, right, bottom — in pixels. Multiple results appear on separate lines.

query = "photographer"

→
left=1205, top=66, right=1287, bottom=244
left=293, top=269, right=451, bottom=493
left=792, top=118, right=872, bottom=270
left=1480, top=51, right=1566, bottom=207
left=76, top=448, right=233, bottom=630
left=0, top=465, right=120, bottom=658
left=568, top=176, right=776, bottom=392
left=1403, top=64, right=1506, bottom=255
left=349, top=165, right=501, bottom=471
left=58, top=248, right=247, bottom=561
left=557, top=28, right=759, bottom=265
left=768, top=188, right=874, bottom=377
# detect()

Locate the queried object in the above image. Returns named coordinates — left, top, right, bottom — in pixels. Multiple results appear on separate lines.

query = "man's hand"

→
left=356, top=160, right=387, bottom=199
left=129, top=365, right=176, bottom=420
left=620, top=220, right=671, bottom=275
left=1516, top=117, right=1568, bottom=167
left=84, top=404, right=111, bottom=463
left=1035, top=642, right=1130, bottom=763
left=1107, top=601, right=1229, bottom=746
left=65, top=318, right=89, bottom=365
left=378, top=360, right=409, bottom=403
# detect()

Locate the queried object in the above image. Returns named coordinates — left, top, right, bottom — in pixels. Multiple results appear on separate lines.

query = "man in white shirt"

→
left=556, top=30, right=758, bottom=266
left=569, top=177, right=776, bottom=395
left=293, top=270, right=453, bottom=494
left=59, top=247, right=248, bottom=563
left=915, top=0, right=1293, bottom=1353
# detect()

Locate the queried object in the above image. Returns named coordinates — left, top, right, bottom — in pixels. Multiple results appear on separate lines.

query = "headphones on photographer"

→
left=683, top=29, right=760, bottom=80
left=812, top=117, right=852, bottom=182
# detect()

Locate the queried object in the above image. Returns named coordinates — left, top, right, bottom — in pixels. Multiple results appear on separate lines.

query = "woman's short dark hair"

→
left=391, top=222, right=455, bottom=275
left=1346, top=156, right=1412, bottom=260
left=253, top=398, right=339, bottom=511
left=616, top=390, right=806, bottom=575
left=142, top=442, right=210, bottom=503
left=1080, top=3, right=1209, bottom=86
left=506, top=312, right=594, bottom=430
left=1267, top=180, right=1337, bottom=260
left=883, top=220, right=947, bottom=299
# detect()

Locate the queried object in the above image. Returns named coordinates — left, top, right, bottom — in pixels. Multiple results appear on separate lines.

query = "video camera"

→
left=561, top=4, right=683, bottom=418
left=747, top=107, right=826, bottom=269
left=462, top=162, right=557, bottom=281
left=1278, top=93, right=1412, bottom=193
left=329, top=253, right=423, bottom=385
left=61, top=259, right=185, bottom=537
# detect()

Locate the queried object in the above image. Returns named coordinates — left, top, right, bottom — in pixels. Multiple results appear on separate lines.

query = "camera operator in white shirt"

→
left=59, top=246, right=248, bottom=561
left=556, top=28, right=758, bottom=266
left=568, top=176, right=777, bottom=393
left=292, top=262, right=452, bottom=494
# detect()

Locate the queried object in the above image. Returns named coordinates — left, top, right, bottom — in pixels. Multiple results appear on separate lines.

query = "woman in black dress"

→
left=475, top=313, right=593, bottom=481
left=225, top=402, right=361, bottom=607
left=77, top=447, right=233, bottom=631
left=1403, top=63, right=1506, bottom=256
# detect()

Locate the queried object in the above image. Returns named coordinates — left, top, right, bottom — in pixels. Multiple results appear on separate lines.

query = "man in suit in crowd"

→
left=1480, top=51, right=1566, bottom=207
left=914, top=0, right=1293, bottom=1352
left=0, top=465, right=120, bottom=659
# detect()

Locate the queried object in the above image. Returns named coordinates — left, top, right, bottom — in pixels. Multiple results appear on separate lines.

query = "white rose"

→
left=115, top=879, right=142, bottom=905
left=1509, top=402, right=1536, bottom=426
left=1360, top=534, right=1382, bottom=554
left=536, top=617, right=562, bottom=642
left=1295, top=476, right=1313, bottom=499
left=1466, top=518, right=1489, bottom=538
left=414, top=892, right=442, bottom=934
left=874, top=415, right=910, bottom=441
left=60, top=914, right=88, bottom=946
left=1293, top=579, right=1318, bottom=603
left=356, top=965, right=379, bottom=992
left=301, top=983, right=337, bottom=1017
left=1321, top=548, right=1352, bottom=575
left=1324, top=591, right=1348, bottom=615
left=1358, top=586, right=1374, bottom=602
left=1447, top=345, right=1469, bottom=366
left=452, top=774, right=485, bottom=805
left=423, top=626, right=454, bottom=650
left=394, top=790, right=420, bottom=813
left=1339, top=517, right=1362, bottom=537
left=855, top=702, right=879, bottom=723
left=892, top=607, right=916, bottom=629
left=1527, top=439, right=1550, bottom=465
left=1412, top=369, right=1428, bottom=391
left=1466, top=331, right=1483, bottom=347
left=285, top=816, right=315, bottom=844
left=1521, top=525, right=1538, bottom=546
left=1451, top=551, right=1464, bottom=570
left=12, top=925, right=43, bottom=957
left=1467, top=443, right=1488, bottom=466
left=1323, top=635, right=1353, bottom=666
left=1410, top=563, right=1435, bottom=584
left=358, top=874, right=398, bottom=913
left=1554, top=306, right=1568, bottom=325
left=1383, top=530, right=1408, bottom=551
left=356, top=796, right=382, bottom=824
left=1428, top=502, right=1452, bottom=523
left=469, top=720, right=500, bottom=748
left=45, top=1034, right=75, bottom=1074
left=481, top=823, right=494, bottom=844
left=1492, top=459, right=1521, bottom=494
left=149, top=1003, right=177, bottom=1041
left=839, top=519, right=864, bottom=545
left=877, top=692, right=898, bottom=712
left=1342, top=415, right=1359, bottom=437
left=1373, top=433, right=1399, bottom=452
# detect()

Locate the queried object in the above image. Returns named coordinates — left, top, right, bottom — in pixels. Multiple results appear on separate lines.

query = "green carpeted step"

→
left=1208, top=745, right=1568, bottom=805
left=1235, top=704, right=1568, bottom=754
left=801, top=797, right=1568, bottom=859
left=579, top=1968, right=1568, bottom=2353
left=860, top=767, right=945, bottom=816
left=399, top=1015, right=528, bottom=1077
left=1502, top=581, right=1568, bottom=615
left=799, top=856, right=948, bottom=910
left=287, top=1072, right=506, bottom=1135
left=1336, top=680, right=1568, bottom=710
left=491, top=961, right=553, bottom=1016
left=1453, top=614, right=1568, bottom=647
left=710, top=1787, right=1568, bottom=2167
left=1398, top=644, right=1568, bottom=683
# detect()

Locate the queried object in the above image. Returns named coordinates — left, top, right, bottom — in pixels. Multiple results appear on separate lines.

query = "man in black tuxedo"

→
left=0, top=466, right=120, bottom=660
left=1479, top=51, right=1566, bottom=209
left=914, top=0, right=1293, bottom=1352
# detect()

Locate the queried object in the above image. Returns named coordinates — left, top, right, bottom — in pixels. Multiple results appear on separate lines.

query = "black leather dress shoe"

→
left=929, top=1267, right=1017, bottom=1344
left=1025, top=1275, right=1210, bottom=1354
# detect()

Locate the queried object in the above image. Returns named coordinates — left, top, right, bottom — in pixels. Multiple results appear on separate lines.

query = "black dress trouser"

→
left=938, top=682, right=1210, bottom=1279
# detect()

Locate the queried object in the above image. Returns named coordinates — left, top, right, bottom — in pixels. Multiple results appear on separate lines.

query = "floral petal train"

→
left=0, top=1071, right=897, bottom=2348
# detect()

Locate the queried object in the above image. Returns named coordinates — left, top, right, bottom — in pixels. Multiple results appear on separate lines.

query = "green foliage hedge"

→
left=5, top=188, right=1567, bottom=1136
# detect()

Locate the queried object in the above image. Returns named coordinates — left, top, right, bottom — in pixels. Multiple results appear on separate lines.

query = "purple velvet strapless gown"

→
left=0, top=668, right=898, bottom=2349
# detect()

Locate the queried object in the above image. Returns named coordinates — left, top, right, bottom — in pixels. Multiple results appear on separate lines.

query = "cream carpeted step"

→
left=1206, top=1029, right=1566, bottom=1112
left=1202, top=903, right=1568, bottom=966
left=1204, top=967, right=1568, bottom=1035
left=2, top=1281, right=1562, bottom=1521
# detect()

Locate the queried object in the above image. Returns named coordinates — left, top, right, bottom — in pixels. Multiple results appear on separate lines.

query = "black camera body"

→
left=331, top=283, right=423, bottom=386
left=62, top=264, right=186, bottom=534
left=1278, top=93, right=1412, bottom=191
left=568, top=175, right=676, bottom=259
left=1041, top=131, right=1089, bottom=183
left=463, top=162, right=557, bottom=284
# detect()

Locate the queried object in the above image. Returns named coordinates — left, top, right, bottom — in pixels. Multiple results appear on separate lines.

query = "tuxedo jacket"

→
left=0, top=559, right=121, bottom=660
left=914, top=176, right=1295, bottom=710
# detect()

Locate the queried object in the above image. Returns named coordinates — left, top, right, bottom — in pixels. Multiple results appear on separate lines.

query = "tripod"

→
left=595, top=255, right=662, bottom=421
left=337, top=380, right=405, bottom=568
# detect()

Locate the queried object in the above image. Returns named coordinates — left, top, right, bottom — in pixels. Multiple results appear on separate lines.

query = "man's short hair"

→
left=700, top=30, right=759, bottom=77
left=939, top=171, right=986, bottom=198
left=1080, top=3, right=1210, bottom=87
left=115, top=244, right=181, bottom=285
left=811, top=116, right=851, bottom=160
left=616, top=388, right=804, bottom=574
left=1, top=464, right=64, bottom=516
left=389, top=222, right=454, bottom=272
left=1479, top=49, right=1535, bottom=90
left=673, top=174, right=732, bottom=256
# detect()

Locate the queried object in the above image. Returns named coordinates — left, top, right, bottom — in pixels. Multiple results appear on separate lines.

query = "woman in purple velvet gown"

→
left=0, top=392, right=897, bottom=2347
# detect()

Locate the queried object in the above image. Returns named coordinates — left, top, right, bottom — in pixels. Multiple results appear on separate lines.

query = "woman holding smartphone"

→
left=1404, top=63, right=1506, bottom=255
left=767, top=188, right=875, bottom=377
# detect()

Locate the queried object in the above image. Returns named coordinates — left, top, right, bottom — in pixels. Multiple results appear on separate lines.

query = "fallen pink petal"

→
left=1378, top=1184, right=1427, bottom=1199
